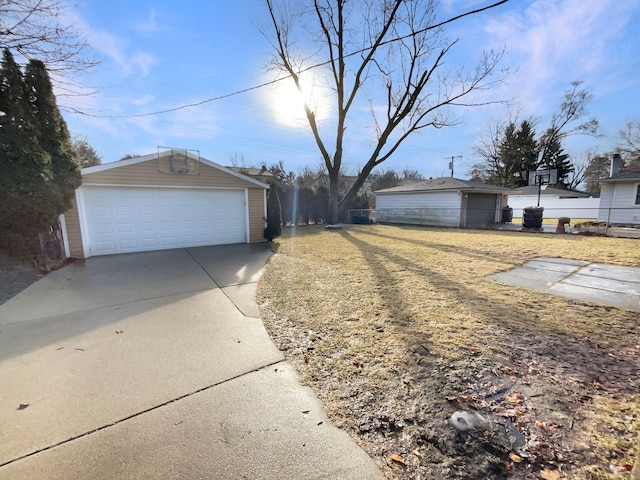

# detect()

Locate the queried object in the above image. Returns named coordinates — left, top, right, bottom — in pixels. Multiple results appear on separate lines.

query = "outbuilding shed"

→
left=61, top=150, right=269, bottom=258
left=374, top=177, right=511, bottom=228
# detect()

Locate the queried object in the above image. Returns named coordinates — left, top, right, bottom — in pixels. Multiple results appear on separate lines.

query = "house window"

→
left=636, top=184, right=640, bottom=205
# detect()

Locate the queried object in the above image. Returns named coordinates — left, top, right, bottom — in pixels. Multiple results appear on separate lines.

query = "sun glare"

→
left=269, top=75, right=329, bottom=127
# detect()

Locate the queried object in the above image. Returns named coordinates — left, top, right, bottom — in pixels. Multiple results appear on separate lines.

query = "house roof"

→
left=227, top=166, right=275, bottom=178
left=82, top=152, right=269, bottom=189
left=510, top=185, right=591, bottom=197
left=375, top=177, right=511, bottom=195
left=599, top=171, right=640, bottom=183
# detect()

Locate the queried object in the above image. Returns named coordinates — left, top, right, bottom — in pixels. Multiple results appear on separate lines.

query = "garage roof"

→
left=599, top=171, right=640, bottom=183
left=510, top=185, right=591, bottom=197
left=375, top=177, right=511, bottom=195
left=82, top=152, right=269, bottom=189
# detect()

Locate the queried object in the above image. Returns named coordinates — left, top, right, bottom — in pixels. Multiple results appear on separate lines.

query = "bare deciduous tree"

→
left=618, top=122, right=640, bottom=158
left=0, top=0, right=96, bottom=74
left=565, top=151, right=591, bottom=191
left=264, top=0, right=507, bottom=222
left=469, top=118, right=507, bottom=185
left=470, top=82, right=599, bottom=188
left=537, top=81, right=600, bottom=166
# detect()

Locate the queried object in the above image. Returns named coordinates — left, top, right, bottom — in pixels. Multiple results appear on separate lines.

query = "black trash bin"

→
left=501, top=206, right=513, bottom=223
left=522, top=206, right=544, bottom=229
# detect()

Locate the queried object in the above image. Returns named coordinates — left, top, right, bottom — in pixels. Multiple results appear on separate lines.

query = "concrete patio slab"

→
left=564, top=273, right=640, bottom=296
left=490, top=257, right=640, bottom=312
left=548, top=283, right=640, bottom=313
left=532, top=257, right=590, bottom=267
left=523, top=258, right=587, bottom=274
left=580, top=263, right=640, bottom=284
left=0, top=289, right=284, bottom=465
left=490, top=269, right=563, bottom=291
left=0, top=363, right=383, bottom=480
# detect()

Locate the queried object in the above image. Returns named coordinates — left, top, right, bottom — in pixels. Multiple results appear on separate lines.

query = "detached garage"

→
left=374, top=177, right=511, bottom=228
left=61, top=149, right=269, bottom=258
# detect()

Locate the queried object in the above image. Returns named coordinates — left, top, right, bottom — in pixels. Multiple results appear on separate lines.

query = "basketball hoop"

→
left=528, top=168, right=558, bottom=207
left=157, top=147, right=200, bottom=175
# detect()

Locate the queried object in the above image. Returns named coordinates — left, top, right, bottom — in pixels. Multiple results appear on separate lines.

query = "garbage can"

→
left=501, top=206, right=513, bottom=223
left=522, top=206, right=544, bottom=229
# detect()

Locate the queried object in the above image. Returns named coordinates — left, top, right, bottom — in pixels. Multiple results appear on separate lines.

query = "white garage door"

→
left=82, top=186, right=247, bottom=256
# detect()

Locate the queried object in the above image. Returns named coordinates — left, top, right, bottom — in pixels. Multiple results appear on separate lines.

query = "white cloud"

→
left=131, top=51, right=158, bottom=77
left=131, top=94, right=156, bottom=106
left=89, top=29, right=130, bottom=69
left=483, top=0, right=637, bottom=116
left=134, top=8, right=161, bottom=34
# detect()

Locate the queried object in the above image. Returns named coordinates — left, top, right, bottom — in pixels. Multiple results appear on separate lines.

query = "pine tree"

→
left=0, top=49, right=49, bottom=232
left=497, top=121, right=539, bottom=187
left=0, top=50, right=80, bottom=233
left=539, top=129, right=573, bottom=187
left=24, top=58, right=80, bottom=228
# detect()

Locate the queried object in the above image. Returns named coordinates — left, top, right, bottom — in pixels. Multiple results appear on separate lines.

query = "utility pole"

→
left=448, top=155, right=462, bottom=178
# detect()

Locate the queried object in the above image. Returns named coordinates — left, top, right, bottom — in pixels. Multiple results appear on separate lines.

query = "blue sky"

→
left=59, top=0, right=640, bottom=179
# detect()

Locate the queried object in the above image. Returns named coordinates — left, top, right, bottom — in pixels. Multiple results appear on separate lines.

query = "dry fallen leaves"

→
left=509, top=452, right=522, bottom=463
left=389, top=454, right=406, bottom=465
left=541, top=468, right=564, bottom=479
left=505, top=392, right=524, bottom=404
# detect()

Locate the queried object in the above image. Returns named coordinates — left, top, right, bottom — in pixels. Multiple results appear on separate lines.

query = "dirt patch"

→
left=0, top=252, right=42, bottom=305
left=258, top=225, right=640, bottom=479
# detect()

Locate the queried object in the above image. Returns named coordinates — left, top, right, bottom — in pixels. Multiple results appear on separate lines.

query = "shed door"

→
left=465, top=193, right=498, bottom=228
left=82, top=186, right=247, bottom=256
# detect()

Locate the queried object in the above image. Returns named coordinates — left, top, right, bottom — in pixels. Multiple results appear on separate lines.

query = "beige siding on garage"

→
left=64, top=197, right=84, bottom=258
left=83, top=158, right=254, bottom=189
left=63, top=158, right=267, bottom=258
left=248, top=188, right=267, bottom=243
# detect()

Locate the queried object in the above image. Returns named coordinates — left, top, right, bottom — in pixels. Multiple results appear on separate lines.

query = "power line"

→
left=75, top=0, right=508, bottom=120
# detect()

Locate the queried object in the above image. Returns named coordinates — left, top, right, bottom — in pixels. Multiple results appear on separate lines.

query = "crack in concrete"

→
left=0, top=359, right=286, bottom=469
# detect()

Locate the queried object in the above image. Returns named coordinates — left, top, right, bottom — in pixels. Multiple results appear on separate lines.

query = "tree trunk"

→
left=328, top=169, right=340, bottom=224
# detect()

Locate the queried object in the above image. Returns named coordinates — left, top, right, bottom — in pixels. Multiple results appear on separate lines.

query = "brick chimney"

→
left=610, top=153, right=621, bottom=177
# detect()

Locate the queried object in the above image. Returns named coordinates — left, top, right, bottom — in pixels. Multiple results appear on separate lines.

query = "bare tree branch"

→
left=0, top=0, right=97, bottom=75
left=264, top=0, right=508, bottom=221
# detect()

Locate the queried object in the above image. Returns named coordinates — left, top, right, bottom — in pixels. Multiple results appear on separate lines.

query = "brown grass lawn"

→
left=257, top=224, right=639, bottom=480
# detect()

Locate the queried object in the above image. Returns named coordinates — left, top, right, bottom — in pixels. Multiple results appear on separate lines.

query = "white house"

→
left=374, top=177, right=511, bottom=228
left=598, top=171, right=640, bottom=225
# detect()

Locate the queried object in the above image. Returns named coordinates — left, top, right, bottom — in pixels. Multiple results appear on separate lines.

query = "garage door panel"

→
left=119, top=239, right=137, bottom=250
left=95, top=240, right=116, bottom=252
left=93, top=224, right=113, bottom=234
left=82, top=187, right=247, bottom=255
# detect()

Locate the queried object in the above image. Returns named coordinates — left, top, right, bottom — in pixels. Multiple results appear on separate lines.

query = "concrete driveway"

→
left=0, top=245, right=384, bottom=479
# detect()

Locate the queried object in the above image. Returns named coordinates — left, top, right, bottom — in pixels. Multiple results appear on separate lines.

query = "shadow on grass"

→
left=338, top=228, right=526, bottom=337
left=337, top=228, right=638, bottom=372
left=350, top=224, right=587, bottom=267
left=335, top=228, right=639, bottom=457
